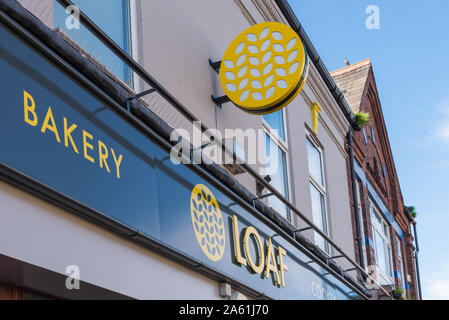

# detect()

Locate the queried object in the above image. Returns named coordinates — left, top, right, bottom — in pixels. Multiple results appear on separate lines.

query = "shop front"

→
left=0, top=3, right=367, bottom=299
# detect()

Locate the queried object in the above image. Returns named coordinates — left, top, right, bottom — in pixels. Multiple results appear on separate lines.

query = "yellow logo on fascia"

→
left=220, top=22, right=309, bottom=115
left=191, top=184, right=225, bottom=262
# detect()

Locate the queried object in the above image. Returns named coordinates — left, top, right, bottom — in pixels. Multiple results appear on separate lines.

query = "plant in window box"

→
left=393, top=286, right=404, bottom=299
left=354, top=112, right=370, bottom=128
left=408, top=206, right=417, bottom=219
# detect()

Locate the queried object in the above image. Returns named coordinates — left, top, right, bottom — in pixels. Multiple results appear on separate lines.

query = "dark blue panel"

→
left=365, top=236, right=375, bottom=248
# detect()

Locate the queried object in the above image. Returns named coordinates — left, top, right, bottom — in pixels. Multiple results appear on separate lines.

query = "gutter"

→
left=348, top=126, right=366, bottom=271
left=274, top=0, right=358, bottom=129
left=404, top=206, right=422, bottom=300
left=412, top=221, right=423, bottom=300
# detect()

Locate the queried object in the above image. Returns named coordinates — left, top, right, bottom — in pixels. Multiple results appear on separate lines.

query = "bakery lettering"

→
left=23, top=90, right=123, bottom=179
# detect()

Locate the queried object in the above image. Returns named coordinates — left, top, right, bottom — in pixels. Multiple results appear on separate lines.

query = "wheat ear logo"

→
left=220, top=22, right=308, bottom=115
left=191, top=184, right=225, bottom=262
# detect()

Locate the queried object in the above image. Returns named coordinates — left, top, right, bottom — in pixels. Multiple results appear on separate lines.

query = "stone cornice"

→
left=250, top=0, right=284, bottom=22
left=232, top=0, right=257, bottom=25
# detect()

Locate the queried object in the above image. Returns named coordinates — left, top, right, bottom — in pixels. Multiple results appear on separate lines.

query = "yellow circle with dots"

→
left=190, top=184, right=225, bottom=262
left=220, top=22, right=308, bottom=115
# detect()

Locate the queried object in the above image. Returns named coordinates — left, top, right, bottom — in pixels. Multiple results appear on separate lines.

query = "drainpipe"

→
left=412, top=221, right=423, bottom=300
left=348, top=126, right=366, bottom=271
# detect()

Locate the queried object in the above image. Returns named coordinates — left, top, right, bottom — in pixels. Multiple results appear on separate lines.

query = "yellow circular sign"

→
left=190, top=184, right=225, bottom=262
left=220, top=22, right=308, bottom=115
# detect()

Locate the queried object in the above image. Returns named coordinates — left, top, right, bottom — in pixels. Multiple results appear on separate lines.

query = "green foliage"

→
left=393, top=286, right=405, bottom=300
left=408, top=206, right=417, bottom=219
left=354, top=112, right=370, bottom=127
left=394, top=286, right=404, bottom=295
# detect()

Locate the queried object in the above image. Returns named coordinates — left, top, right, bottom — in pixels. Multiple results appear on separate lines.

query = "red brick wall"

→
left=346, top=66, right=418, bottom=299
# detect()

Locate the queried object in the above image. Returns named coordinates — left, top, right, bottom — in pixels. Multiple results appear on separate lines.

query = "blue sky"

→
left=290, top=0, right=449, bottom=299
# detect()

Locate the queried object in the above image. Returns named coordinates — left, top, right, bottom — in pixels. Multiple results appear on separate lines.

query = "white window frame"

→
left=123, top=0, right=134, bottom=88
left=262, top=109, right=289, bottom=149
left=54, top=0, right=134, bottom=87
left=262, top=110, right=292, bottom=222
left=395, top=236, right=406, bottom=295
left=370, top=200, right=394, bottom=285
left=130, top=0, right=140, bottom=91
left=306, top=135, right=330, bottom=254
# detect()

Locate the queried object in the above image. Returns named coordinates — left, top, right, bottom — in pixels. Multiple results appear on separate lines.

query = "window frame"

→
left=122, top=0, right=133, bottom=87
left=129, top=0, right=141, bottom=91
left=370, top=200, right=394, bottom=285
left=262, top=110, right=292, bottom=222
left=306, top=135, right=330, bottom=254
left=362, top=127, right=368, bottom=145
left=53, top=0, right=133, bottom=86
left=262, top=109, right=289, bottom=148
left=306, top=137, right=326, bottom=193
left=395, top=236, right=406, bottom=293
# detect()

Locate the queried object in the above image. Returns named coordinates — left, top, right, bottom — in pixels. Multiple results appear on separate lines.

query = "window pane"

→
left=310, top=183, right=328, bottom=252
left=355, top=180, right=361, bottom=205
left=396, top=237, right=405, bottom=288
left=386, top=245, right=393, bottom=278
left=263, top=111, right=285, bottom=141
left=374, top=231, right=387, bottom=275
left=372, top=206, right=383, bottom=231
left=396, top=237, right=403, bottom=259
left=265, top=135, right=289, bottom=219
left=306, top=138, right=323, bottom=186
left=371, top=202, right=393, bottom=284
left=54, top=0, right=132, bottom=85
left=399, top=259, right=405, bottom=289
